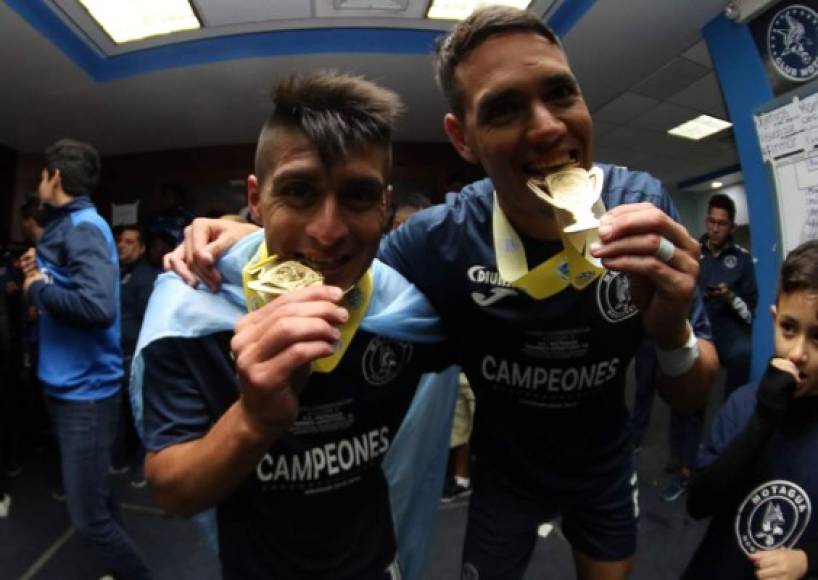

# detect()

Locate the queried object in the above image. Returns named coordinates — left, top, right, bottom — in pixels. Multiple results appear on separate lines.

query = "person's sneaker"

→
left=109, top=465, right=129, bottom=476
left=130, top=477, right=147, bottom=489
left=661, top=474, right=689, bottom=502
left=441, top=479, right=472, bottom=504
left=0, top=494, right=11, bottom=518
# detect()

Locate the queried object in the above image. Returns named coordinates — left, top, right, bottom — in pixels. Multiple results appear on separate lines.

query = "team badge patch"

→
left=361, top=337, right=413, bottom=386
left=734, top=480, right=812, bottom=556
left=767, top=4, right=818, bottom=82
left=596, top=270, right=639, bottom=323
left=724, top=255, right=738, bottom=269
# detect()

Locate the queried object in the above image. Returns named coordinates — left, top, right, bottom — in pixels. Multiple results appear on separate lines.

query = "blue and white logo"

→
left=734, top=480, right=811, bottom=556
left=767, top=4, right=818, bottom=82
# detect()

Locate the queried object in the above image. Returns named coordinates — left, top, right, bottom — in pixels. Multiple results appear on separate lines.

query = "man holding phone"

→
left=699, top=193, right=757, bottom=398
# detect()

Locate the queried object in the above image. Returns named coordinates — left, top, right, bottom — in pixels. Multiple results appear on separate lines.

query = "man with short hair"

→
left=111, top=225, right=157, bottom=483
left=20, top=139, right=151, bottom=580
left=20, top=196, right=44, bottom=245
left=136, top=73, right=453, bottom=579
left=660, top=193, right=759, bottom=503
left=379, top=8, right=718, bottom=578
left=700, top=193, right=757, bottom=397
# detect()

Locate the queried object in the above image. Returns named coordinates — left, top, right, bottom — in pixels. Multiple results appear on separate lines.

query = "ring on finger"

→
left=655, top=236, right=675, bottom=263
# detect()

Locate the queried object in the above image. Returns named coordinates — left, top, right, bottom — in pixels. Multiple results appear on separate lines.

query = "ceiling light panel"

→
left=198, top=0, right=311, bottom=28
left=668, top=114, right=732, bottom=141
left=316, top=0, right=420, bottom=18
left=78, top=0, right=200, bottom=43
left=426, top=0, right=531, bottom=21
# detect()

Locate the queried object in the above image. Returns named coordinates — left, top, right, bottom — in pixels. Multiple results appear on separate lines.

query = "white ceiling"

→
left=0, top=0, right=738, bottom=190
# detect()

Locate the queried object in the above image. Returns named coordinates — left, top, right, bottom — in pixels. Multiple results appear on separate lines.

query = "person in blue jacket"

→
left=20, top=139, right=151, bottom=580
left=684, top=239, right=818, bottom=580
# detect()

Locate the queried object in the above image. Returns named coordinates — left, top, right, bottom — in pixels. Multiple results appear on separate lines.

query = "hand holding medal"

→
left=492, top=166, right=606, bottom=300
left=242, top=243, right=373, bottom=374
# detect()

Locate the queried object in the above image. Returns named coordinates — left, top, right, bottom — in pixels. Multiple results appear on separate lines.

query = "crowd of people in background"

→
left=0, top=5, right=816, bottom=580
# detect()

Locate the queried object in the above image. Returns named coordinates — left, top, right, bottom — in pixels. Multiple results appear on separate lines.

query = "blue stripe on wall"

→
left=5, top=0, right=442, bottom=81
left=548, top=0, right=599, bottom=38
left=6, top=0, right=599, bottom=82
left=703, top=14, right=777, bottom=380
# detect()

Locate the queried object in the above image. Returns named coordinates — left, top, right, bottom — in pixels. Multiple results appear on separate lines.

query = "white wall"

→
left=670, top=183, right=750, bottom=242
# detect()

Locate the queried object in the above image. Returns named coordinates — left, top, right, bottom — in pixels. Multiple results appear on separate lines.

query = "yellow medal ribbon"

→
left=492, top=192, right=605, bottom=300
left=242, top=242, right=373, bottom=373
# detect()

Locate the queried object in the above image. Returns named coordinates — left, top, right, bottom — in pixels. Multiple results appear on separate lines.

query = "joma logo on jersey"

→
left=734, top=480, right=812, bottom=556
left=468, top=265, right=519, bottom=306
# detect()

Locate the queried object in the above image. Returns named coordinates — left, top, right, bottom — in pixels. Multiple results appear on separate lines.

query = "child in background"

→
left=683, top=239, right=818, bottom=579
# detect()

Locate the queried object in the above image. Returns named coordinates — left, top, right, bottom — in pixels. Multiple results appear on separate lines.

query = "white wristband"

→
left=655, top=322, right=699, bottom=377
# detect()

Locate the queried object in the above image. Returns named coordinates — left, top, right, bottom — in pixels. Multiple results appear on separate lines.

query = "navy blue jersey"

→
left=684, top=385, right=818, bottom=578
left=699, top=235, right=757, bottom=331
left=379, top=164, right=711, bottom=490
left=142, top=328, right=448, bottom=580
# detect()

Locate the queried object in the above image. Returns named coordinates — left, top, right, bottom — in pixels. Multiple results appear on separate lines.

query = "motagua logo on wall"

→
left=767, top=4, right=818, bottom=82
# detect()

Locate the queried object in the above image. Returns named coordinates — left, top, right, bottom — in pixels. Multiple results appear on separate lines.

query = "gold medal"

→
left=493, top=166, right=606, bottom=300
left=242, top=242, right=372, bottom=373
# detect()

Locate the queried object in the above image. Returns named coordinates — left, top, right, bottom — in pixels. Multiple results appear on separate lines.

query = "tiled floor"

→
left=0, top=369, right=725, bottom=579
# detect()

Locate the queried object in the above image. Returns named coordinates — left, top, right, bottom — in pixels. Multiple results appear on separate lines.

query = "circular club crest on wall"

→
left=767, top=4, right=818, bottom=82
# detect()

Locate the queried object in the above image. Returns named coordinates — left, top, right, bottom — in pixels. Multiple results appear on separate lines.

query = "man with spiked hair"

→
left=134, top=72, right=455, bottom=579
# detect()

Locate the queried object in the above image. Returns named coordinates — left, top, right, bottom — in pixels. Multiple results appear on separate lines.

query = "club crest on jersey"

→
left=767, top=4, right=818, bottom=82
left=596, top=270, right=638, bottom=323
left=724, top=255, right=738, bottom=269
left=468, top=265, right=519, bottom=307
left=361, top=337, right=414, bottom=386
left=734, top=480, right=811, bottom=556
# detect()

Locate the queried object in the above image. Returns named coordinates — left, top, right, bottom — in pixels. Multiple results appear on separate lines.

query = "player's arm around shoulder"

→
left=146, top=285, right=349, bottom=517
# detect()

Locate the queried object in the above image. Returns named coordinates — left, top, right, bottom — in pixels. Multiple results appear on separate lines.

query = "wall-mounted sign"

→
left=752, top=1, right=818, bottom=95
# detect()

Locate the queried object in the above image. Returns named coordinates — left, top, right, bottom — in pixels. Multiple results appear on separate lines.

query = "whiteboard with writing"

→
left=754, top=82, right=818, bottom=255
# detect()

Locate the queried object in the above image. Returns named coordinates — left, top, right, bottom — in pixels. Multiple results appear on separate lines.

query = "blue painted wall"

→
left=7, top=0, right=598, bottom=82
left=703, top=15, right=777, bottom=380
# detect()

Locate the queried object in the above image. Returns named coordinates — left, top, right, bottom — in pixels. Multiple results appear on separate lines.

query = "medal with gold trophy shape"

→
left=242, top=245, right=372, bottom=373
left=527, top=166, right=606, bottom=288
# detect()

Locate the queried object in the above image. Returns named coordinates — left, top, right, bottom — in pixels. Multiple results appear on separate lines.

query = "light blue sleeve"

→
left=384, top=366, right=460, bottom=580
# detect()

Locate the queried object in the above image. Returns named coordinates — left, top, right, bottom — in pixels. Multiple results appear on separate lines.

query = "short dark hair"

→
left=254, top=72, right=404, bottom=185
left=114, top=224, right=146, bottom=246
left=708, top=193, right=736, bottom=224
left=20, top=195, right=41, bottom=220
left=44, top=139, right=100, bottom=198
left=394, top=191, right=432, bottom=212
left=779, top=240, right=818, bottom=296
left=435, top=6, right=561, bottom=119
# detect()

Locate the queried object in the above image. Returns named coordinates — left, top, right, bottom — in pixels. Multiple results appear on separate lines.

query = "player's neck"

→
left=707, top=238, right=727, bottom=255
left=502, top=203, right=562, bottom=242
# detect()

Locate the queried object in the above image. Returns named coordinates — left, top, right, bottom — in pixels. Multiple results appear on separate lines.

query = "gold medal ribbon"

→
left=242, top=241, right=373, bottom=373
left=492, top=192, right=605, bottom=300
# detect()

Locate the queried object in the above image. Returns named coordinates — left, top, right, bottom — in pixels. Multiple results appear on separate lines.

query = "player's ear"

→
left=444, top=113, right=478, bottom=164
